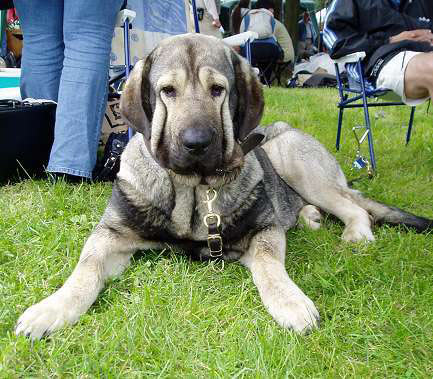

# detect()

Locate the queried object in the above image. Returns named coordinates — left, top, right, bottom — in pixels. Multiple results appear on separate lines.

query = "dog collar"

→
left=239, top=132, right=265, bottom=156
left=203, top=188, right=223, bottom=257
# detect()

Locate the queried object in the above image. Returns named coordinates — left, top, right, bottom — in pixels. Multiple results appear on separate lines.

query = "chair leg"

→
left=406, top=106, right=416, bottom=145
left=361, top=99, right=376, bottom=171
left=336, top=107, right=344, bottom=151
left=355, top=59, right=376, bottom=171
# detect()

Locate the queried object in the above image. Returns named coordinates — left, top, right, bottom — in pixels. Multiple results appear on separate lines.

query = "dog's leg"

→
left=240, top=227, right=320, bottom=333
left=262, top=130, right=374, bottom=242
left=15, top=225, right=153, bottom=340
left=308, top=194, right=374, bottom=242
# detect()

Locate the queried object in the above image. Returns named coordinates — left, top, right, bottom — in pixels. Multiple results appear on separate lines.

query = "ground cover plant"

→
left=1, top=88, right=432, bottom=377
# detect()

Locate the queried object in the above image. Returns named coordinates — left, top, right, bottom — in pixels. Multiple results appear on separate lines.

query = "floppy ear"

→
left=120, top=55, right=154, bottom=140
left=230, top=51, right=264, bottom=142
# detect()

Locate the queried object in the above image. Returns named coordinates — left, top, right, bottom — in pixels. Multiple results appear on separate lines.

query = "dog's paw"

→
left=15, top=295, right=78, bottom=340
left=268, top=293, right=320, bottom=334
left=299, top=205, right=322, bottom=231
left=342, top=222, right=375, bottom=242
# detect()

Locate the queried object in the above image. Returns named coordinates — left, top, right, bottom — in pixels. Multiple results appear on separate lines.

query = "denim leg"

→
left=47, top=0, right=123, bottom=178
left=13, top=0, right=64, bottom=101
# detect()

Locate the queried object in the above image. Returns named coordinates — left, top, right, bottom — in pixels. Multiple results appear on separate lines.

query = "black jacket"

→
left=324, top=0, right=433, bottom=78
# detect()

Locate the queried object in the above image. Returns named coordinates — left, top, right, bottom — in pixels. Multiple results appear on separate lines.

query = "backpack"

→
left=240, top=9, right=276, bottom=40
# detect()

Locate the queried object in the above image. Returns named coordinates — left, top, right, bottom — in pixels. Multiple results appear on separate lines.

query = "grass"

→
left=1, top=88, right=433, bottom=377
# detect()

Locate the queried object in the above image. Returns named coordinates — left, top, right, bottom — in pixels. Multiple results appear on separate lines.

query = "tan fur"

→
left=17, top=34, right=429, bottom=340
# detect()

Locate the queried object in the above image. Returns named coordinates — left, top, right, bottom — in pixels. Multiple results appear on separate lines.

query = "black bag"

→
left=92, top=131, right=129, bottom=182
left=303, top=73, right=338, bottom=88
left=0, top=99, right=56, bottom=183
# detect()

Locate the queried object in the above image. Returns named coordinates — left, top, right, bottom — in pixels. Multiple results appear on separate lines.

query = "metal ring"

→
left=203, top=213, right=221, bottom=227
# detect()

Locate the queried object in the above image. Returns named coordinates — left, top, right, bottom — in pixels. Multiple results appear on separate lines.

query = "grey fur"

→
left=15, top=34, right=432, bottom=340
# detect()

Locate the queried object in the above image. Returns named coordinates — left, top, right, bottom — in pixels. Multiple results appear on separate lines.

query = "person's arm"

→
left=203, top=0, right=220, bottom=26
left=274, top=21, right=294, bottom=62
left=323, top=0, right=388, bottom=58
left=323, top=0, right=431, bottom=59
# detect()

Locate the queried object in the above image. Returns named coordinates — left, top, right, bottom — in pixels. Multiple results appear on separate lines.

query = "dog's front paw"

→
left=268, top=293, right=320, bottom=333
left=15, top=294, right=78, bottom=340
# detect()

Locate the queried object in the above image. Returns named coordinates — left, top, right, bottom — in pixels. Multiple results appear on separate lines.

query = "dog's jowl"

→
left=16, top=34, right=433, bottom=340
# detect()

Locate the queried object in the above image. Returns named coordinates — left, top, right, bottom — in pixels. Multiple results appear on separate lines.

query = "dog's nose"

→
left=181, top=127, right=214, bottom=156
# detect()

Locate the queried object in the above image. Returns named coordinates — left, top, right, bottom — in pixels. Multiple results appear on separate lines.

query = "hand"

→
left=389, top=29, right=433, bottom=45
left=212, top=18, right=221, bottom=28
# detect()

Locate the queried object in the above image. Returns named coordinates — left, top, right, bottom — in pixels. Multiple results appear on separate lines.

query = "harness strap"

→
left=239, top=132, right=265, bottom=155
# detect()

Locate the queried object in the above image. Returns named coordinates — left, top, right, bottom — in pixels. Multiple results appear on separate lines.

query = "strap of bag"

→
left=93, top=131, right=129, bottom=182
left=241, top=10, right=251, bottom=31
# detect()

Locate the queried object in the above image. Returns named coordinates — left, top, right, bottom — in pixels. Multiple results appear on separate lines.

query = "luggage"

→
left=240, top=9, right=276, bottom=40
left=0, top=99, right=56, bottom=182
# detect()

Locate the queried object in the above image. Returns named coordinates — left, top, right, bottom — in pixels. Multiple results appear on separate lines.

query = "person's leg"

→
left=404, top=52, right=433, bottom=100
left=13, top=0, right=64, bottom=100
left=375, top=51, right=431, bottom=106
left=47, top=0, right=123, bottom=178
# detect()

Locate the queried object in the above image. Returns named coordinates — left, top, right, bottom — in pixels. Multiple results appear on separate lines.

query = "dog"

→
left=15, top=34, right=433, bottom=339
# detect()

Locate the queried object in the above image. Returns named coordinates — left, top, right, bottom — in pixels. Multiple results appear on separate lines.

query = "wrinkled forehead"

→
left=149, top=35, right=235, bottom=85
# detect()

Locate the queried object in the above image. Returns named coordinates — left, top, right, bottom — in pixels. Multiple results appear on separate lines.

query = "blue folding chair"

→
left=333, top=52, right=416, bottom=172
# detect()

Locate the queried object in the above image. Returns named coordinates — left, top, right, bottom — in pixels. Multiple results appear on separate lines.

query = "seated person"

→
left=324, top=0, right=433, bottom=106
left=298, top=11, right=317, bottom=59
left=232, top=0, right=283, bottom=83
left=274, top=17, right=295, bottom=64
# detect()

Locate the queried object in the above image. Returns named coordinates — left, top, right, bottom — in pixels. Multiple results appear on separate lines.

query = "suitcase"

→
left=0, top=99, right=56, bottom=182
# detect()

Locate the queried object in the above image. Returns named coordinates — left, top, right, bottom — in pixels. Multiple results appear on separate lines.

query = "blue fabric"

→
left=389, top=0, right=401, bottom=9
left=0, top=12, right=6, bottom=57
left=345, top=62, right=376, bottom=92
left=128, top=0, right=187, bottom=35
left=14, top=0, right=123, bottom=178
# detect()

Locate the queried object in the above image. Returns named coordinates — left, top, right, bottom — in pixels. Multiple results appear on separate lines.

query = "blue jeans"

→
left=14, top=0, right=124, bottom=178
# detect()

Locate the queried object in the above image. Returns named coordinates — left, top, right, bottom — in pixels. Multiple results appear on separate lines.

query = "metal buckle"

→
left=104, top=155, right=118, bottom=169
left=207, top=234, right=223, bottom=257
left=203, top=213, right=221, bottom=228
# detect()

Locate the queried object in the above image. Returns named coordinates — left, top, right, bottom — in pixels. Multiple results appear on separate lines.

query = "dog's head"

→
left=120, top=34, right=264, bottom=186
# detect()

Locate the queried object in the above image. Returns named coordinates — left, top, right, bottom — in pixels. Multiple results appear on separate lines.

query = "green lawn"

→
left=1, top=88, right=432, bottom=377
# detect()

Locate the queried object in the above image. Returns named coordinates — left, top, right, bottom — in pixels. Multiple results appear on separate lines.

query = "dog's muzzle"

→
left=181, top=127, right=215, bottom=157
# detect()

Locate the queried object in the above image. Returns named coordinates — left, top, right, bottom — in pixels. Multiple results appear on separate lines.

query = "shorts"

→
left=376, top=51, right=429, bottom=106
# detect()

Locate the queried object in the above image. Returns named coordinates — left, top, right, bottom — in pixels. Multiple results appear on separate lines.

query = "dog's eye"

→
left=161, top=86, right=176, bottom=98
left=210, top=85, right=224, bottom=97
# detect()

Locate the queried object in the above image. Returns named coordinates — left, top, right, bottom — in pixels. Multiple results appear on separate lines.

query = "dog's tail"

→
left=349, top=190, right=433, bottom=232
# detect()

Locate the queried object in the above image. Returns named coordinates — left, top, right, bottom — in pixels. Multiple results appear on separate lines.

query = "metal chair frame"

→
left=334, top=52, right=416, bottom=171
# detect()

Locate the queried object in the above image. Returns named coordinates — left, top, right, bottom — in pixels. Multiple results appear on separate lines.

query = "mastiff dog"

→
left=16, top=34, right=433, bottom=339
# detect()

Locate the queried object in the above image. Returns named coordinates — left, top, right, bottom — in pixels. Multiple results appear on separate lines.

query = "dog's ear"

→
left=230, top=51, right=264, bottom=142
left=120, top=55, right=154, bottom=140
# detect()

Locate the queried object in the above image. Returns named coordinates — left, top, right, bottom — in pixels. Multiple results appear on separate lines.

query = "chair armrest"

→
left=333, top=52, right=366, bottom=65
left=223, top=31, right=258, bottom=47
left=116, top=9, right=136, bottom=27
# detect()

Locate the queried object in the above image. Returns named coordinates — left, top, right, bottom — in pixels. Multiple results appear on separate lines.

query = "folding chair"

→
left=108, top=7, right=136, bottom=140
left=333, top=52, right=416, bottom=172
left=222, top=31, right=258, bottom=62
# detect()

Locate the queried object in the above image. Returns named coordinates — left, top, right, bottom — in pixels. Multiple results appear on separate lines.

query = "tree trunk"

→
left=284, top=0, right=300, bottom=55
left=273, top=0, right=282, bottom=21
